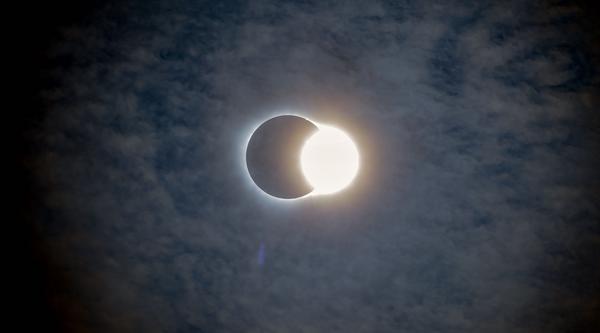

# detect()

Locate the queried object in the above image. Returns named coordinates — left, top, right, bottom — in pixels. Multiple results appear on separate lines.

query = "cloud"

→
left=28, top=0, right=600, bottom=332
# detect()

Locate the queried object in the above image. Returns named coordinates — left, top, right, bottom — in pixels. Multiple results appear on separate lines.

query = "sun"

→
left=300, top=124, right=360, bottom=195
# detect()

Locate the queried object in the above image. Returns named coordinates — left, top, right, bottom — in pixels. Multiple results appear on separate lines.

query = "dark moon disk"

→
left=246, top=115, right=318, bottom=199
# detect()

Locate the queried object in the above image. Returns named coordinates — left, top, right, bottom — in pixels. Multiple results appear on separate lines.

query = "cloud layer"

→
left=28, top=0, right=600, bottom=332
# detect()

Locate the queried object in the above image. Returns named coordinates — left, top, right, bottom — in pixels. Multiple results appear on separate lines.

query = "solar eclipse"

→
left=245, top=115, right=360, bottom=199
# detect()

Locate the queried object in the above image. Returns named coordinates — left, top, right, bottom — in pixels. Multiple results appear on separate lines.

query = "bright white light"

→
left=300, top=125, right=359, bottom=195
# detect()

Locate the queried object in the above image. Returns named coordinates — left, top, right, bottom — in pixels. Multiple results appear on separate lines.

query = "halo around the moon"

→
left=245, top=114, right=359, bottom=199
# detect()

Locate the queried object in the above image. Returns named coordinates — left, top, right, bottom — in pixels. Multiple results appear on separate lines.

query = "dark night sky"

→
left=16, top=0, right=600, bottom=332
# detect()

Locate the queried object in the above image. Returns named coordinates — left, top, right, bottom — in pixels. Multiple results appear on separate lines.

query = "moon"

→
left=246, top=115, right=318, bottom=199
left=245, top=114, right=360, bottom=199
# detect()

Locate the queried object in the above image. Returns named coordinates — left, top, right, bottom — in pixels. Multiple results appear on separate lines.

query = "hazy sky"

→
left=22, top=0, right=599, bottom=332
